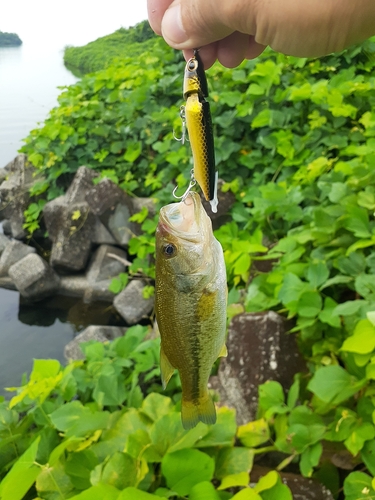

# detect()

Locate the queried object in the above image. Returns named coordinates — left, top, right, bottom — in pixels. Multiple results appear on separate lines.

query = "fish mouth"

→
left=159, top=192, right=206, bottom=242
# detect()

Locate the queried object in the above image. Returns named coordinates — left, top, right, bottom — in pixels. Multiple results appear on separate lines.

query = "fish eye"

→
left=163, top=243, right=176, bottom=257
left=188, top=59, right=198, bottom=71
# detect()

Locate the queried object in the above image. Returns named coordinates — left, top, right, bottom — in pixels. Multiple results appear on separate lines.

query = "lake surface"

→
left=0, top=43, right=87, bottom=391
left=0, top=43, right=78, bottom=168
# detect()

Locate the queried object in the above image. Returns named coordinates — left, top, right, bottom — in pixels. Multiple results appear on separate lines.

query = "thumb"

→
left=161, top=0, right=254, bottom=49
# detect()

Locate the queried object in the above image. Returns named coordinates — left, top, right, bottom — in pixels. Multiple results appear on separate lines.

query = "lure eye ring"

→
left=164, top=243, right=177, bottom=257
left=188, top=59, right=198, bottom=72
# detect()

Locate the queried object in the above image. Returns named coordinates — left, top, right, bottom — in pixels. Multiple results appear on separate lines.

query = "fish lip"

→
left=159, top=192, right=205, bottom=243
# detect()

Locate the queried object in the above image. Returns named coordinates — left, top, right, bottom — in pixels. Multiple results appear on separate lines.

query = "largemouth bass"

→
left=184, top=50, right=218, bottom=213
left=155, top=192, right=227, bottom=429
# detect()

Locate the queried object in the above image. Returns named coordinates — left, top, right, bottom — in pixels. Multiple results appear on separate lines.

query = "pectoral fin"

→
left=218, top=344, right=228, bottom=358
left=160, top=345, right=175, bottom=389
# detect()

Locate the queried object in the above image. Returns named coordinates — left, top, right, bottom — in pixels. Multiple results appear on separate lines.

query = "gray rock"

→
left=0, top=154, right=44, bottom=239
left=251, top=466, right=334, bottom=500
left=114, top=280, right=154, bottom=325
left=0, top=240, right=36, bottom=276
left=8, top=254, right=60, bottom=300
left=65, top=166, right=99, bottom=204
left=0, top=167, right=7, bottom=184
left=49, top=201, right=95, bottom=272
left=210, top=311, right=306, bottom=424
left=0, top=234, right=10, bottom=254
left=92, top=218, right=116, bottom=245
left=86, top=244, right=128, bottom=283
left=1, top=220, right=11, bottom=236
left=43, top=196, right=66, bottom=241
left=85, top=179, right=140, bottom=246
left=85, top=178, right=126, bottom=216
left=64, top=325, right=125, bottom=361
left=58, top=275, right=89, bottom=297
left=84, top=279, right=117, bottom=302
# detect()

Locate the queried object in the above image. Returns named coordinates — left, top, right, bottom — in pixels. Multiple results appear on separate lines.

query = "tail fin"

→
left=181, top=392, right=217, bottom=430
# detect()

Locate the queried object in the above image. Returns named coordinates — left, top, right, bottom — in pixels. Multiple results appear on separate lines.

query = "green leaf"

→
left=124, top=141, right=142, bottom=162
left=218, top=472, right=250, bottom=490
left=195, top=407, right=237, bottom=448
left=278, top=273, right=307, bottom=305
left=342, top=207, right=371, bottom=238
left=355, top=274, right=375, bottom=300
left=69, top=484, right=120, bottom=500
left=258, top=381, right=286, bottom=417
left=299, top=442, right=323, bottom=477
left=0, top=436, right=41, bottom=500
left=189, top=481, right=221, bottom=499
left=333, top=300, right=366, bottom=317
left=306, top=262, right=329, bottom=288
left=362, top=440, right=375, bottom=476
left=232, top=488, right=262, bottom=500
left=237, top=419, right=270, bottom=447
left=251, top=109, right=271, bottom=128
left=345, top=423, right=375, bottom=456
left=341, top=319, right=375, bottom=354
left=118, top=488, right=161, bottom=499
left=161, top=449, right=215, bottom=496
left=344, top=471, right=375, bottom=500
left=215, top=447, right=253, bottom=479
left=307, top=365, right=364, bottom=406
left=141, top=393, right=174, bottom=422
left=92, top=452, right=139, bottom=489
left=297, top=291, right=322, bottom=318
left=50, top=401, right=110, bottom=437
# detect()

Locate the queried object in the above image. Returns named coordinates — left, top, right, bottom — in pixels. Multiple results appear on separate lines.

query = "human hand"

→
left=147, top=0, right=375, bottom=68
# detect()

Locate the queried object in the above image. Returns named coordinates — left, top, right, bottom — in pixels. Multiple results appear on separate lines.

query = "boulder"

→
left=86, top=245, right=128, bottom=283
left=92, top=218, right=117, bottom=245
left=113, top=279, right=154, bottom=325
left=65, top=165, right=99, bottom=203
left=210, top=311, right=306, bottom=424
left=251, top=466, right=334, bottom=500
left=0, top=240, right=36, bottom=276
left=64, top=325, right=125, bottom=361
left=49, top=201, right=95, bottom=272
left=8, top=254, right=60, bottom=300
left=0, top=154, right=44, bottom=239
left=85, top=179, right=152, bottom=246
left=1, top=220, right=12, bottom=236
left=0, top=234, right=10, bottom=254
left=58, top=275, right=89, bottom=297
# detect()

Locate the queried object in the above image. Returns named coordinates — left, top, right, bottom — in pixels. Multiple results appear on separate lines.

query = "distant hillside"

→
left=64, top=20, right=156, bottom=74
left=0, top=31, right=22, bottom=47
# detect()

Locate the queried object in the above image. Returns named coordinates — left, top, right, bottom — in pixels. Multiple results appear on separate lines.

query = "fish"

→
left=183, top=50, right=218, bottom=213
left=155, top=191, right=227, bottom=429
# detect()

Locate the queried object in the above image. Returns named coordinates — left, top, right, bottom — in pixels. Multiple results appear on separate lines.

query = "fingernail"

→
left=161, top=4, right=188, bottom=45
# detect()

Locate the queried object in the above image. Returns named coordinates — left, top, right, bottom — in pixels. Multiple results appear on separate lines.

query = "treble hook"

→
left=172, top=170, right=197, bottom=202
left=173, top=105, right=188, bottom=144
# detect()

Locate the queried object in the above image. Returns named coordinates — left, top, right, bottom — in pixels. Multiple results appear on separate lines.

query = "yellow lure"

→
left=183, top=50, right=218, bottom=213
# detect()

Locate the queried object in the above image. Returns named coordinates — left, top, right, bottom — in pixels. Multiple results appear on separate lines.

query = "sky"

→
left=0, top=1, right=149, bottom=50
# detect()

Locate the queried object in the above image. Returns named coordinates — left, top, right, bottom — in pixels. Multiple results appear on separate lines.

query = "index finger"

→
left=148, top=0, right=173, bottom=35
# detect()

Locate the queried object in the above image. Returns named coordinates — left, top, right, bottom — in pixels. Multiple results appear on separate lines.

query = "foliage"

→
left=63, top=21, right=156, bottom=74
left=0, top=327, right=293, bottom=499
left=0, top=31, right=22, bottom=47
left=18, top=29, right=375, bottom=497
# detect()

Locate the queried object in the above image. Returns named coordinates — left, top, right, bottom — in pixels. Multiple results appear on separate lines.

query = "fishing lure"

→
left=180, top=50, right=218, bottom=213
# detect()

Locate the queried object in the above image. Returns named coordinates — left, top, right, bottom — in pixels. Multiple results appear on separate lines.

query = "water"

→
left=0, top=43, right=100, bottom=391
left=0, top=43, right=78, bottom=168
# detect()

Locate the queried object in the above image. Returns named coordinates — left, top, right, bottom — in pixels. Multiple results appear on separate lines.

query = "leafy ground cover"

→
left=10, top=27, right=375, bottom=498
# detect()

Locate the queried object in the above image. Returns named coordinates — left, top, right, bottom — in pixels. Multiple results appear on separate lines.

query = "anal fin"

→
left=160, top=345, right=175, bottom=390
